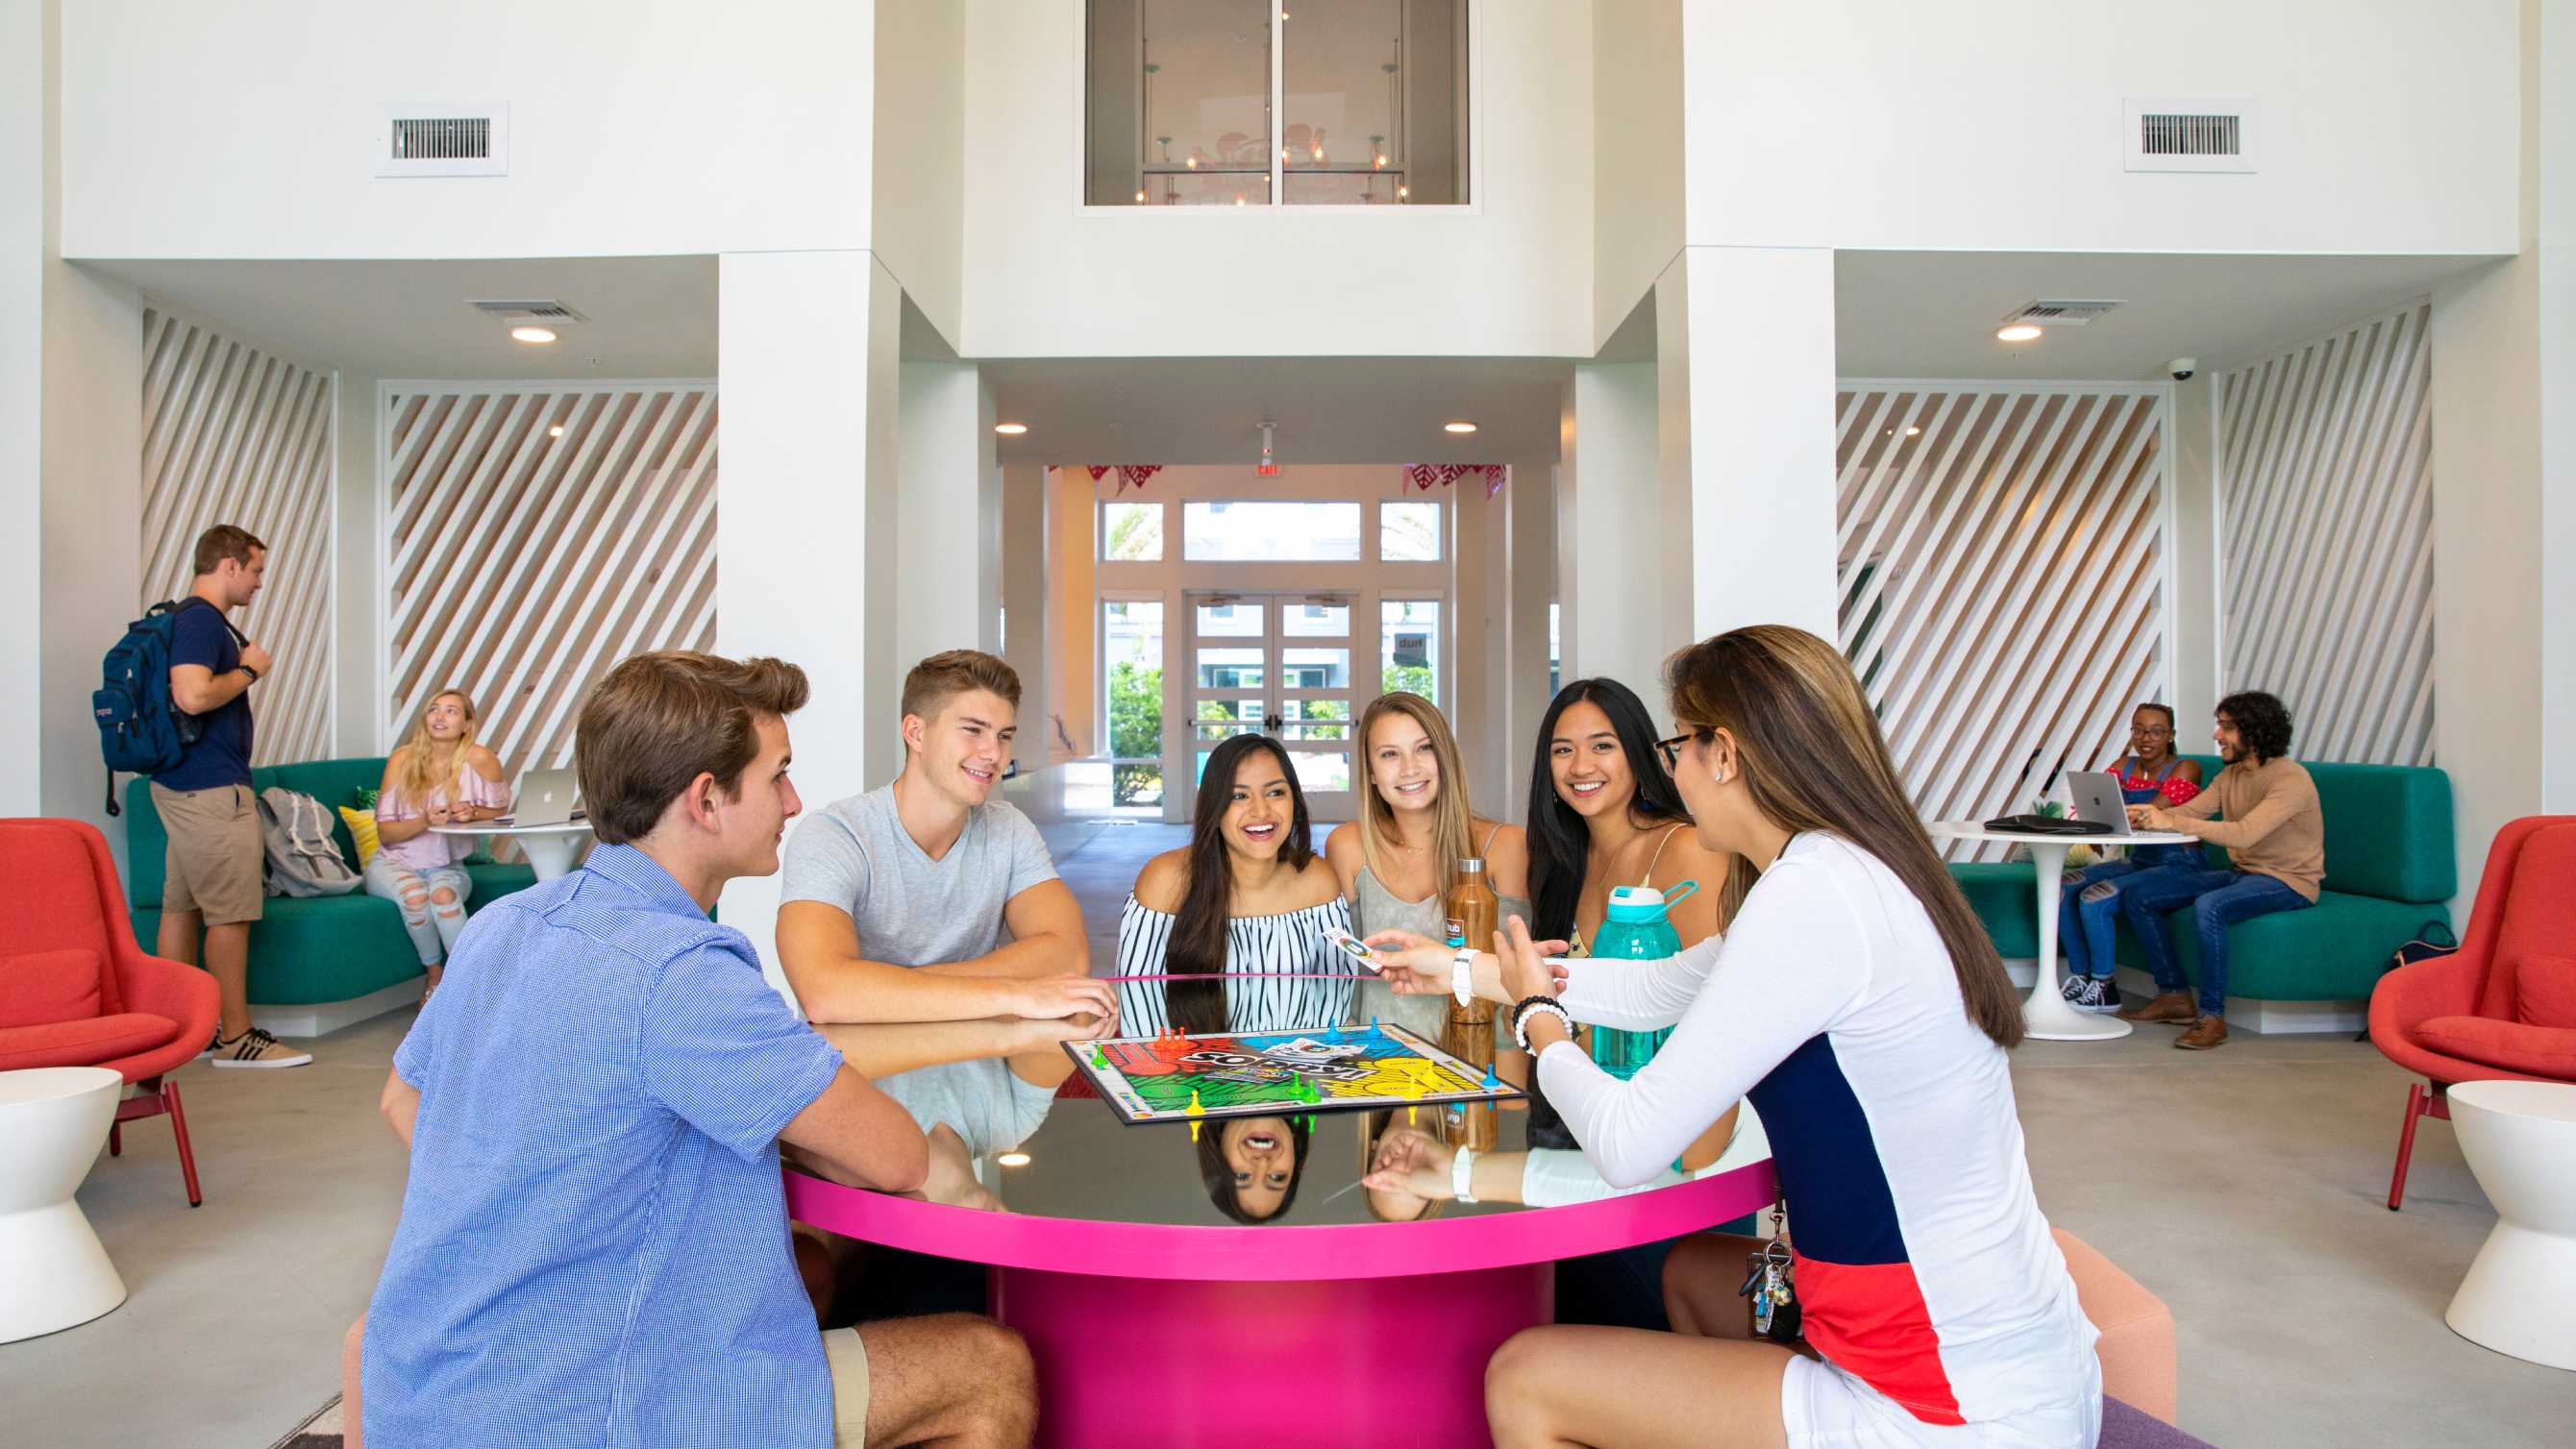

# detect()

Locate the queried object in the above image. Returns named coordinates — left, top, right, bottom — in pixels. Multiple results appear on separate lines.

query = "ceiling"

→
left=1833, top=250, right=2498, bottom=381
left=82, top=256, right=718, bottom=380
left=983, top=356, right=1570, bottom=465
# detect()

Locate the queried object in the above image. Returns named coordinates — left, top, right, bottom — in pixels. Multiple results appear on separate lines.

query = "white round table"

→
left=2445, top=1079, right=2576, bottom=1370
left=0, top=1067, right=128, bottom=1342
left=429, top=821, right=595, bottom=881
left=1927, top=823, right=2192, bottom=1043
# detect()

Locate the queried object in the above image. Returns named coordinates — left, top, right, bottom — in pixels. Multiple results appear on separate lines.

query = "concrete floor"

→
left=16, top=821, right=2568, bottom=1447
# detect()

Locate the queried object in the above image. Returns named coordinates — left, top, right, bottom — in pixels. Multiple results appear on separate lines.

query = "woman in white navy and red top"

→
left=1373, top=625, right=2102, bottom=1449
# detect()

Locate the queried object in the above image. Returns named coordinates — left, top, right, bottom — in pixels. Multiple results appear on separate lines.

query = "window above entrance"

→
left=1084, top=0, right=1470, bottom=209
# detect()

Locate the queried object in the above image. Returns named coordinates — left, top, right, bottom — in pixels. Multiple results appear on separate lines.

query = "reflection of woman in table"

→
left=1198, top=1114, right=1313, bottom=1223
left=368, top=688, right=509, bottom=995
left=1373, top=626, right=2102, bottom=1449
left=1114, top=734, right=1354, bottom=1038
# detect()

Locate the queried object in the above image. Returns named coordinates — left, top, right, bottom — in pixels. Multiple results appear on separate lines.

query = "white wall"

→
left=2167, top=375, right=2220, bottom=733
left=1680, top=0, right=2521, bottom=257
left=874, top=0, right=967, bottom=348
left=1555, top=361, right=1663, bottom=697
left=893, top=362, right=1000, bottom=685
left=1591, top=0, right=1679, bottom=354
left=716, top=250, right=902, bottom=997
left=2538, top=0, right=2576, bottom=809
left=1, top=0, right=44, bottom=815
left=59, top=0, right=877, bottom=260
left=959, top=0, right=1593, bottom=356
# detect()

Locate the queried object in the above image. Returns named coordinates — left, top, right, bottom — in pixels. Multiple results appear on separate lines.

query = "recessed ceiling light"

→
left=996, top=1151, right=1032, bottom=1167
left=510, top=326, right=557, bottom=344
left=995, top=422, right=1029, bottom=435
left=1444, top=421, right=1477, bottom=434
left=1906, top=426, right=1921, bottom=436
left=547, top=424, right=564, bottom=437
left=1995, top=324, right=2043, bottom=343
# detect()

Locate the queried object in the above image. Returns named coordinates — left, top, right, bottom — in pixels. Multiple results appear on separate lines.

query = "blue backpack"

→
left=93, top=597, right=246, bottom=818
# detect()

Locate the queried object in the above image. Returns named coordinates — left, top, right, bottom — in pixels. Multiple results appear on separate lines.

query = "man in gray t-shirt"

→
left=776, top=651, right=1116, bottom=1154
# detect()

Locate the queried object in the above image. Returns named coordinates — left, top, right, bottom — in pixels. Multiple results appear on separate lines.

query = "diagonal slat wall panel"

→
left=2215, top=301, right=2434, bottom=766
left=383, top=383, right=719, bottom=786
left=140, top=308, right=335, bottom=767
left=1837, top=384, right=2172, bottom=861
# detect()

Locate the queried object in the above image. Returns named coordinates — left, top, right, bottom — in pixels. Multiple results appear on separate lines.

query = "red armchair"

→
left=0, top=818, right=218, bottom=1206
left=2371, top=816, right=2576, bottom=1211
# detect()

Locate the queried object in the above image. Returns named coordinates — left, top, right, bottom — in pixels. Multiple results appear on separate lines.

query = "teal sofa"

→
left=1948, top=757, right=2454, bottom=1003
left=124, top=757, right=537, bottom=1010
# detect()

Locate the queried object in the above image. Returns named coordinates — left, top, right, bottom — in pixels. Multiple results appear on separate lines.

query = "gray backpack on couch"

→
left=256, top=786, right=362, bottom=897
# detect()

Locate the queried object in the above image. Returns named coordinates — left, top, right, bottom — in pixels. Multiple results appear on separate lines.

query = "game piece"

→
left=1190, top=1119, right=1201, bottom=1142
left=1370, top=1016, right=1380, bottom=1037
left=1482, top=1063, right=1500, bottom=1091
left=1186, top=1089, right=1203, bottom=1116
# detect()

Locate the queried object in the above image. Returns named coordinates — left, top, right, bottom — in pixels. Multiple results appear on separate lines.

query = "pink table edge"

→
left=785, top=1155, right=1779, bottom=1281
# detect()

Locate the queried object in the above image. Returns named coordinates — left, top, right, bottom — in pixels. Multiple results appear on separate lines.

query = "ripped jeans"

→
left=363, top=856, right=474, bottom=966
left=2056, top=843, right=2203, bottom=980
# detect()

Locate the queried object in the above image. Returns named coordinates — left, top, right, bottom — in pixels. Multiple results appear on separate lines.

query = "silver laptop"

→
left=503, top=766, right=583, bottom=827
left=2065, top=770, right=2136, bottom=837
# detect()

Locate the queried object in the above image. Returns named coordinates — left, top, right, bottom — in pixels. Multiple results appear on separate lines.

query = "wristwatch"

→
left=238, top=664, right=260, bottom=682
left=1451, top=1143, right=1478, bottom=1203
left=1450, top=947, right=1477, bottom=1006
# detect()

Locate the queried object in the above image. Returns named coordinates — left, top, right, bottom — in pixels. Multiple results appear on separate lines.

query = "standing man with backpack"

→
left=157, top=525, right=309, bottom=1068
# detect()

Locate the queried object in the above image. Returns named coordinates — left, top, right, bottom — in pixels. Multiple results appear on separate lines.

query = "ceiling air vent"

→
left=376, top=104, right=508, bottom=178
left=2123, top=96, right=2254, bottom=173
left=2000, top=299, right=2125, bottom=330
left=468, top=300, right=586, bottom=327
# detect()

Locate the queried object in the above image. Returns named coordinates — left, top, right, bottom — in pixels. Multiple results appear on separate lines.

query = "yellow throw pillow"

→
left=339, top=806, right=382, bottom=869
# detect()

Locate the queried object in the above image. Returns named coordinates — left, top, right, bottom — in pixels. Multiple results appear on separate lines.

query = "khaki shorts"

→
left=825, top=1326, right=870, bottom=1446
left=151, top=782, right=265, bottom=925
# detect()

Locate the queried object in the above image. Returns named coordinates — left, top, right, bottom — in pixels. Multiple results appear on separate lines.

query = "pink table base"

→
left=996, top=1262, right=1548, bottom=1449
left=788, top=1157, right=1777, bottom=1447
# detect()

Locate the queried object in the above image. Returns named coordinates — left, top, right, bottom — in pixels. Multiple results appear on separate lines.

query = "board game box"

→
left=1063, top=1020, right=1523, bottom=1126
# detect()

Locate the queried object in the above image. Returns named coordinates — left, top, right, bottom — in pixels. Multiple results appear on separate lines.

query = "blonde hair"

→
left=1355, top=693, right=1482, bottom=898
left=396, top=689, right=483, bottom=811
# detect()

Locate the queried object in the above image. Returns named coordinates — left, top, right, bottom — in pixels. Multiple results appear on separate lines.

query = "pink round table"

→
left=787, top=1149, right=1776, bottom=1448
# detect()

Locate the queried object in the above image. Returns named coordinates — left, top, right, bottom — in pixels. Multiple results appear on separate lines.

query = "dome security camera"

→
left=2167, top=357, right=2198, bottom=381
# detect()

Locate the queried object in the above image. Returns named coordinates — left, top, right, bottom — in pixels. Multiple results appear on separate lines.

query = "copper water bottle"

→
left=1444, top=857, right=1500, bottom=1150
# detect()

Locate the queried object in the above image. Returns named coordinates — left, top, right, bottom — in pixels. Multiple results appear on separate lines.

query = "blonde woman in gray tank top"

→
left=1323, top=693, right=1529, bottom=1041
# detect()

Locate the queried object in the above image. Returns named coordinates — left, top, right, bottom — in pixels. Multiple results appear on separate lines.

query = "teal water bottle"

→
left=1589, top=882, right=1697, bottom=1079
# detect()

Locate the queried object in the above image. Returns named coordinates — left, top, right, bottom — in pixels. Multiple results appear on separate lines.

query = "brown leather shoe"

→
left=2117, top=992, right=2197, bottom=1024
left=2175, top=1015, right=2229, bottom=1050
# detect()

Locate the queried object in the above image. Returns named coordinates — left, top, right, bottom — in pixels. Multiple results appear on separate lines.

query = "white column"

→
left=0, top=0, right=42, bottom=816
left=717, top=250, right=901, bottom=997
left=1657, top=247, right=1840, bottom=650
left=333, top=372, right=383, bottom=754
left=2428, top=0, right=2575, bottom=906
left=1502, top=462, right=1557, bottom=823
left=1556, top=361, right=1663, bottom=697
left=2167, top=375, right=2221, bottom=729
left=2539, top=0, right=2576, bottom=810
left=1044, top=466, right=1099, bottom=764
left=895, top=360, right=999, bottom=676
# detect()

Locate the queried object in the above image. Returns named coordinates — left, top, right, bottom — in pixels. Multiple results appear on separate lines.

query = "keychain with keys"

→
left=1736, top=1203, right=1802, bottom=1343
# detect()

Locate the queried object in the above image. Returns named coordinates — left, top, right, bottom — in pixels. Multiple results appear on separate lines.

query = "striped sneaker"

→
left=209, top=1027, right=312, bottom=1069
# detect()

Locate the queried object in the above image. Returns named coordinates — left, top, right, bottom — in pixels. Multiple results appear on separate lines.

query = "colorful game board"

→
left=1064, top=1021, right=1523, bottom=1126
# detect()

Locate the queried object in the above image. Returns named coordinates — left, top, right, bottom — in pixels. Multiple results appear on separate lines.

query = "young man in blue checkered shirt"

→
left=363, top=651, right=1037, bottom=1447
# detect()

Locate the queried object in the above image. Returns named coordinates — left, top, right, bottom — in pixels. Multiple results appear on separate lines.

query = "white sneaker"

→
left=210, top=1026, right=313, bottom=1069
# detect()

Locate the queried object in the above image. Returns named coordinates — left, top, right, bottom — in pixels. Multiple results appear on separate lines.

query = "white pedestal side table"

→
left=0, top=1066, right=128, bottom=1342
left=1927, top=823, right=2192, bottom=1043
left=2445, top=1078, right=2576, bottom=1370
left=428, top=821, right=596, bottom=882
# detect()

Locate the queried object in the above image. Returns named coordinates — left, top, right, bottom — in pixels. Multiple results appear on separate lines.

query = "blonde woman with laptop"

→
left=371, top=689, right=511, bottom=993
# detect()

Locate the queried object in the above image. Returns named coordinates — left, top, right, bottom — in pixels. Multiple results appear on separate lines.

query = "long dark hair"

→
left=1166, top=733, right=1315, bottom=1035
left=1523, top=678, right=1693, bottom=942
left=1664, top=626, right=2023, bottom=1049
left=1197, top=1116, right=1314, bottom=1223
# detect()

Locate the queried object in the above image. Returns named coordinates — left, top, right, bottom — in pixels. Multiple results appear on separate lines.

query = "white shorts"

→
left=1783, top=1354, right=2102, bottom=1449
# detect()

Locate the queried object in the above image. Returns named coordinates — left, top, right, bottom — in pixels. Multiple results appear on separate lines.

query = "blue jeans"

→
left=2118, top=868, right=2312, bottom=1018
left=2055, top=844, right=2205, bottom=979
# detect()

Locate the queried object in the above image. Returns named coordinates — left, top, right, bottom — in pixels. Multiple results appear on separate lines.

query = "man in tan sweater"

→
left=2112, top=692, right=2321, bottom=1049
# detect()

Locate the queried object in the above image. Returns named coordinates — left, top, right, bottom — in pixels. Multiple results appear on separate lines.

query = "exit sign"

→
left=1254, top=463, right=1280, bottom=477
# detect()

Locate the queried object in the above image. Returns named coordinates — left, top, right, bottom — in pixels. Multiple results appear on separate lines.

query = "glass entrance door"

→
left=1182, top=592, right=1359, bottom=821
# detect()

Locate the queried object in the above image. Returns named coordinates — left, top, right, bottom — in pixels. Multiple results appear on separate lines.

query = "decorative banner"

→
left=1064, top=464, right=1165, bottom=494
left=1402, top=463, right=1506, bottom=497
